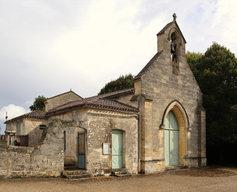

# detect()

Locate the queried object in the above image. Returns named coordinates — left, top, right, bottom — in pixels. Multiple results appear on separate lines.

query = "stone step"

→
left=165, top=165, right=187, bottom=171
left=66, top=173, right=91, bottom=179
left=63, top=170, right=88, bottom=175
left=114, top=173, right=132, bottom=177
left=113, top=171, right=128, bottom=175
left=111, top=168, right=131, bottom=177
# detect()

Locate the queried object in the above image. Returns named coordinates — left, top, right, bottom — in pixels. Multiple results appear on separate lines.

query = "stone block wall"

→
left=27, top=126, right=43, bottom=147
left=0, top=124, right=64, bottom=178
left=6, top=118, right=47, bottom=145
left=133, top=20, right=206, bottom=173
left=24, top=119, right=48, bottom=136
left=48, top=108, right=138, bottom=175
left=5, top=120, right=23, bottom=135
left=86, top=110, right=138, bottom=175
left=45, top=91, right=82, bottom=112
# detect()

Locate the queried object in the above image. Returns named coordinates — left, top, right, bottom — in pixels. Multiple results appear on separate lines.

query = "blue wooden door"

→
left=78, top=131, right=85, bottom=169
left=165, top=110, right=179, bottom=166
left=112, top=130, right=123, bottom=169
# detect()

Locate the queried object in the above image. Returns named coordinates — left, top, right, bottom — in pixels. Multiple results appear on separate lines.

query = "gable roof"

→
left=157, top=21, right=173, bottom=35
left=46, top=88, right=138, bottom=115
left=5, top=110, right=47, bottom=123
left=157, top=21, right=187, bottom=44
left=99, top=88, right=135, bottom=99
left=44, top=90, right=83, bottom=103
left=134, top=51, right=163, bottom=80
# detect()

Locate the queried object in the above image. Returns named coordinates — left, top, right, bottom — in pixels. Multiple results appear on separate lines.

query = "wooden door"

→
left=165, top=110, right=179, bottom=166
left=112, top=130, right=123, bottom=169
left=78, top=130, right=85, bottom=169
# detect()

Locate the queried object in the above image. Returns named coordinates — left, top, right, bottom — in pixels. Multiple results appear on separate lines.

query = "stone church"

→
left=2, top=14, right=206, bottom=178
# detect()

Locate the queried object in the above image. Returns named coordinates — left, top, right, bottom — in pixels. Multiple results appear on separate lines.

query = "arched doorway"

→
left=161, top=100, right=189, bottom=166
left=165, top=110, right=179, bottom=166
left=112, top=130, right=123, bottom=169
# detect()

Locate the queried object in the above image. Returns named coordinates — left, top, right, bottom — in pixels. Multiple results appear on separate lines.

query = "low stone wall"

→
left=0, top=125, right=64, bottom=178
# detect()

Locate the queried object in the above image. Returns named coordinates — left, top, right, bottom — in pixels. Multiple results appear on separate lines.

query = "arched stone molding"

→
left=167, top=28, right=181, bottom=43
left=160, top=100, right=189, bottom=130
left=160, top=100, right=189, bottom=165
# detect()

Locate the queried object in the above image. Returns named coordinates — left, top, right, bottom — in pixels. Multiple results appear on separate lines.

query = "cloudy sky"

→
left=0, top=0, right=237, bottom=134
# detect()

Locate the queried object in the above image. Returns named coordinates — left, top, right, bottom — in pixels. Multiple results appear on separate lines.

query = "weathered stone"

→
left=13, top=165, right=25, bottom=171
left=0, top=14, right=206, bottom=178
left=0, top=152, right=8, bottom=158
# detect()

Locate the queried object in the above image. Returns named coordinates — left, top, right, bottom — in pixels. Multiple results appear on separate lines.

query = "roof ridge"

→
left=135, top=51, right=163, bottom=80
left=5, top=110, right=47, bottom=123
left=44, top=90, right=83, bottom=103
left=157, top=21, right=173, bottom=35
left=85, top=98, right=139, bottom=112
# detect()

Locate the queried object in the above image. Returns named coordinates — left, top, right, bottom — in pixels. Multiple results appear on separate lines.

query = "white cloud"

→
left=0, top=104, right=29, bottom=121
left=0, top=0, right=237, bottom=124
left=210, top=0, right=237, bottom=54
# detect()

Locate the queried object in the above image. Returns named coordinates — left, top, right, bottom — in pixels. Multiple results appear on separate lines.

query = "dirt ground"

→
left=174, top=166, right=237, bottom=177
left=0, top=166, right=237, bottom=192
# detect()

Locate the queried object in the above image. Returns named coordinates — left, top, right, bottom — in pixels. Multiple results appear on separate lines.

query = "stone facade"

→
left=131, top=14, right=206, bottom=173
left=48, top=107, right=138, bottom=175
left=2, top=14, right=206, bottom=178
left=27, top=119, right=48, bottom=147
left=0, top=125, right=63, bottom=178
left=44, top=91, right=82, bottom=112
left=5, top=112, right=48, bottom=147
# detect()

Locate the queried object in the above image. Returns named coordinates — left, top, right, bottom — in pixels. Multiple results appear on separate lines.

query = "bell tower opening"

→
left=170, top=30, right=180, bottom=75
left=171, top=32, right=178, bottom=63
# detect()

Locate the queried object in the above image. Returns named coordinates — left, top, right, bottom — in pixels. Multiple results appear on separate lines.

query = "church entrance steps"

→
left=64, top=164, right=78, bottom=170
left=111, top=168, right=132, bottom=177
left=62, top=170, right=92, bottom=181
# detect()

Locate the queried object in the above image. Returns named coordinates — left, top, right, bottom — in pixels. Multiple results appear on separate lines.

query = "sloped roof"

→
left=5, top=110, right=47, bottom=123
left=134, top=51, right=163, bottom=80
left=157, top=21, right=173, bottom=35
left=99, top=88, right=135, bottom=99
left=46, top=88, right=138, bottom=115
left=157, top=21, right=187, bottom=44
left=44, top=90, right=83, bottom=103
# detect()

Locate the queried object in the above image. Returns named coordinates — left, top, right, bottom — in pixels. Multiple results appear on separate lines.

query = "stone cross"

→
left=173, top=13, right=177, bottom=21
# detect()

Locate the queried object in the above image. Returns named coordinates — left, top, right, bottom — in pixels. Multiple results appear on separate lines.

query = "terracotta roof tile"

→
left=46, top=88, right=138, bottom=115
left=85, top=99, right=139, bottom=112
left=5, top=111, right=47, bottom=123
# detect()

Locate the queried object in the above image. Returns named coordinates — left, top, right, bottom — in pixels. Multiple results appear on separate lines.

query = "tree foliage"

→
left=29, top=95, right=46, bottom=111
left=98, top=74, right=134, bottom=95
left=186, top=43, right=237, bottom=147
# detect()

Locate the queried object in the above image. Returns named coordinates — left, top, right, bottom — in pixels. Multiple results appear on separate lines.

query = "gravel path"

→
left=0, top=167, right=237, bottom=192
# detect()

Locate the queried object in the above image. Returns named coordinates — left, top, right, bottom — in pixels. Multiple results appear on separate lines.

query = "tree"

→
left=98, top=74, right=134, bottom=95
left=186, top=43, right=237, bottom=164
left=185, top=51, right=202, bottom=75
left=29, top=95, right=46, bottom=111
